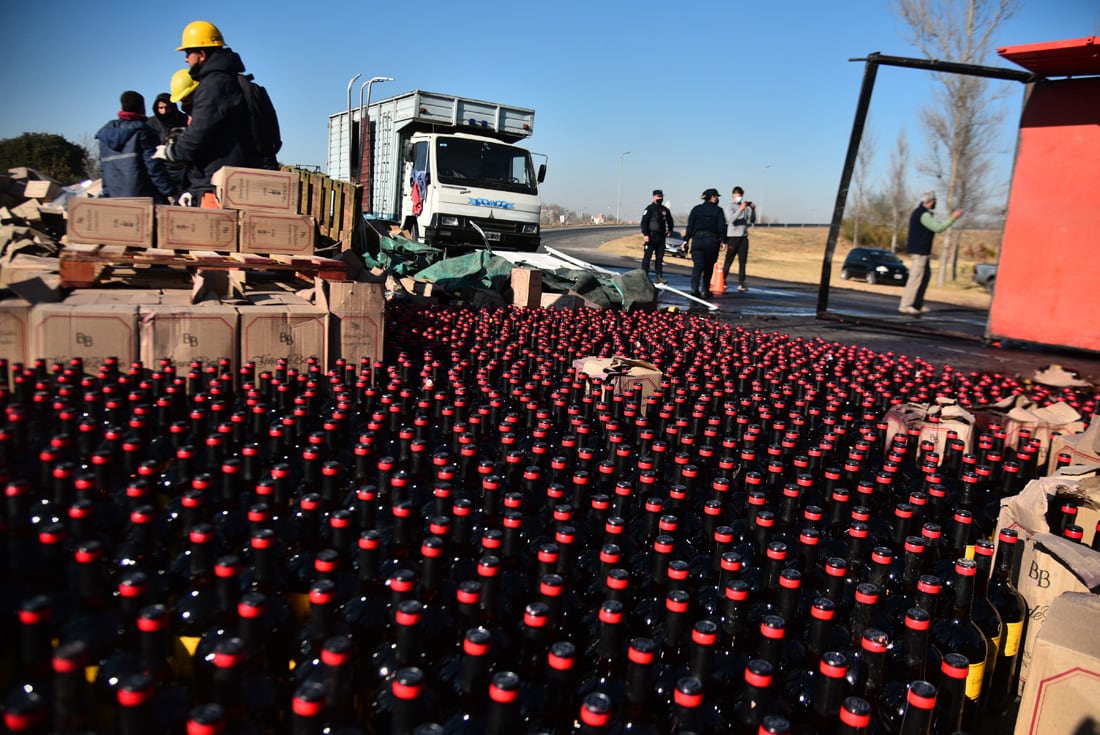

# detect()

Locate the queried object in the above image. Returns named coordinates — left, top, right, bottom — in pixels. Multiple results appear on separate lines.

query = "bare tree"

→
left=886, top=128, right=911, bottom=252
left=894, top=0, right=1017, bottom=283
left=850, top=118, right=876, bottom=248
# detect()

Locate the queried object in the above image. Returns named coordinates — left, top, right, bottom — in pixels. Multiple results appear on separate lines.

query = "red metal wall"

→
left=988, top=76, right=1100, bottom=351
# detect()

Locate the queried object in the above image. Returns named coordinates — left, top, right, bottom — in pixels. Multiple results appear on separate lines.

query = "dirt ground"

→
left=598, top=227, right=998, bottom=309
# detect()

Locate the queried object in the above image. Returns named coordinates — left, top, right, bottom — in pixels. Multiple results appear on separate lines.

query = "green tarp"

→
left=363, top=233, right=657, bottom=310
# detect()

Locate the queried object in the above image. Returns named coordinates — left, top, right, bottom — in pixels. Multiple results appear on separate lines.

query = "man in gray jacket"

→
left=722, top=186, right=755, bottom=292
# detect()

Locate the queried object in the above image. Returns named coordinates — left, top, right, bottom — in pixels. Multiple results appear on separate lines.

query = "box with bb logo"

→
left=237, top=292, right=327, bottom=372
left=138, top=303, right=238, bottom=368
left=995, top=471, right=1100, bottom=697
left=29, top=301, right=139, bottom=367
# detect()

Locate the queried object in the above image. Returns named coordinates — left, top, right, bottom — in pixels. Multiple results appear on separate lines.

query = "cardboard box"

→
left=156, top=206, right=238, bottom=252
left=1047, top=420, right=1100, bottom=473
left=996, top=473, right=1100, bottom=693
left=0, top=297, right=33, bottom=365
left=237, top=211, right=315, bottom=255
left=572, top=355, right=663, bottom=407
left=883, top=399, right=975, bottom=457
left=139, top=303, right=238, bottom=367
left=540, top=292, right=583, bottom=309
left=212, top=166, right=298, bottom=212
left=29, top=302, right=139, bottom=367
left=511, top=267, right=543, bottom=308
left=64, top=289, right=159, bottom=306
left=972, top=396, right=1086, bottom=469
left=66, top=197, right=154, bottom=248
left=23, top=180, right=62, bottom=202
left=323, top=280, right=385, bottom=365
left=238, top=294, right=327, bottom=372
left=1014, top=592, right=1100, bottom=735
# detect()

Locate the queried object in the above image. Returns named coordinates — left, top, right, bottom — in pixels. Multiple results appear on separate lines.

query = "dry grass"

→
left=599, top=226, right=999, bottom=309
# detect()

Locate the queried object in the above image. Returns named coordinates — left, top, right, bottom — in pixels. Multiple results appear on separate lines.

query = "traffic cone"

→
left=709, top=262, right=726, bottom=295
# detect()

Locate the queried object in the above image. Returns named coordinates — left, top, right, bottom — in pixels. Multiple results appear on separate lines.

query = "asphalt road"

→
left=541, top=226, right=1100, bottom=381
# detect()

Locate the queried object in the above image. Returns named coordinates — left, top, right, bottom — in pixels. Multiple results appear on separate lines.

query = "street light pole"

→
left=616, top=151, right=631, bottom=224
left=760, top=164, right=771, bottom=223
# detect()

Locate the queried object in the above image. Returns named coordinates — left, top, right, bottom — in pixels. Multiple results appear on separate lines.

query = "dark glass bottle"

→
left=837, top=696, right=873, bottom=735
left=115, top=672, right=156, bottom=735
left=931, top=652, right=968, bottom=735
left=371, top=666, right=433, bottom=735
left=969, top=537, right=1002, bottom=716
left=930, top=558, right=987, bottom=733
left=50, top=640, right=95, bottom=735
left=985, top=528, right=1027, bottom=722
left=730, top=659, right=788, bottom=735
left=897, top=680, right=937, bottom=735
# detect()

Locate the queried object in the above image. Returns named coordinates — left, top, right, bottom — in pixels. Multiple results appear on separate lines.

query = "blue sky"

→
left=1, top=1, right=1097, bottom=222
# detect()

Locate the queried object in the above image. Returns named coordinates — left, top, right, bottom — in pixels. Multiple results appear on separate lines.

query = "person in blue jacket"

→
left=158, top=20, right=259, bottom=204
left=95, top=91, right=177, bottom=202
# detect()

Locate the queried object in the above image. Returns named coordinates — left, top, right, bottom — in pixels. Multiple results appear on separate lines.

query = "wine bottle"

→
left=931, top=652, right=968, bottom=735
left=837, top=696, right=873, bottom=735
left=897, top=680, right=937, bottom=735
left=970, top=537, right=1002, bottom=717
left=930, top=559, right=987, bottom=733
left=984, top=527, right=1027, bottom=722
left=730, top=658, right=788, bottom=735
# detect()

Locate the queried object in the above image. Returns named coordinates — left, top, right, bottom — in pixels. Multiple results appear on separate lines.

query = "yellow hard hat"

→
left=170, top=69, right=199, bottom=103
left=177, top=20, right=225, bottom=51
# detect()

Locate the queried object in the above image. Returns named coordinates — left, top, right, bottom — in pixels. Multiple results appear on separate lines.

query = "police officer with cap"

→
left=683, top=188, right=727, bottom=299
left=640, top=189, right=674, bottom=284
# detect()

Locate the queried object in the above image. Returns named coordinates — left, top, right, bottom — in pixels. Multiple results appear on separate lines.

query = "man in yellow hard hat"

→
left=154, top=20, right=259, bottom=204
left=169, top=68, right=199, bottom=112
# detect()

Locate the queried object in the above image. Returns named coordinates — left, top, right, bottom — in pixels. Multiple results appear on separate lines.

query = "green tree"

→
left=0, top=132, right=90, bottom=183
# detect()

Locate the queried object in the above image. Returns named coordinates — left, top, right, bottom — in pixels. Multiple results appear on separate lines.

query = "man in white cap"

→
left=899, top=191, right=963, bottom=315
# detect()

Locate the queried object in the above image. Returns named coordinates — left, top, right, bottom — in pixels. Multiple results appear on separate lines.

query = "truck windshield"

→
left=435, top=137, right=537, bottom=194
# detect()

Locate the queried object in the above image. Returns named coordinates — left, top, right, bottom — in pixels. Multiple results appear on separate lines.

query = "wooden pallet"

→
left=59, top=243, right=347, bottom=288
left=286, top=168, right=362, bottom=251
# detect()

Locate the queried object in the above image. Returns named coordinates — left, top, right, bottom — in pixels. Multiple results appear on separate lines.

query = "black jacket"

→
left=167, top=48, right=260, bottom=195
left=684, top=201, right=727, bottom=241
left=906, top=204, right=935, bottom=255
left=641, top=202, right=674, bottom=236
left=149, top=93, right=189, bottom=144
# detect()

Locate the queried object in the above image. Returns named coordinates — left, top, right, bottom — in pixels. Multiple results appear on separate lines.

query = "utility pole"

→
left=616, top=151, right=631, bottom=224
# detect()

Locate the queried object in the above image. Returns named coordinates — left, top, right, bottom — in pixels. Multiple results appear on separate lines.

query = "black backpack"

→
left=238, top=73, right=282, bottom=162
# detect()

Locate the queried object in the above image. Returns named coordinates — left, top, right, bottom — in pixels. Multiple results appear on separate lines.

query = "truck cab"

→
left=404, top=131, right=544, bottom=250
left=328, top=90, right=546, bottom=252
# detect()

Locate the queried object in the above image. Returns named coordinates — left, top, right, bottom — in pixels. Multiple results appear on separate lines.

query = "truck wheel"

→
left=865, top=271, right=879, bottom=285
left=840, top=268, right=852, bottom=280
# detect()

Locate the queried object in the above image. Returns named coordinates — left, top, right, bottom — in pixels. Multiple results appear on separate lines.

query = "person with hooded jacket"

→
left=149, top=93, right=189, bottom=144
left=149, top=92, right=189, bottom=189
left=159, top=20, right=260, bottom=203
left=95, top=90, right=177, bottom=203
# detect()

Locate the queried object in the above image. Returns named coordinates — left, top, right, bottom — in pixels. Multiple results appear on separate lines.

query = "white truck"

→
left=327, top=90, right=545, bottom=251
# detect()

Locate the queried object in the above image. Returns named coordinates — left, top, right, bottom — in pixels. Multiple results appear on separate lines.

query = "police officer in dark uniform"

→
left=640, top=189, right=674, bottom=284
left=683, top=188, right=727, bottom=299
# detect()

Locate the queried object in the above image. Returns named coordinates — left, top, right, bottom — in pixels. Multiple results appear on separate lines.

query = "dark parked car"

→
left=973, top=263, right=997, bottom=294
left=840, top=247, right=909, bottom=285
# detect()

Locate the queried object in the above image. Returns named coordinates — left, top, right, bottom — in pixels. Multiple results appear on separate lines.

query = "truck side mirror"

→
left=537, top=163, right=547, bottom=184
left=403, top=142, right=416, bottom=163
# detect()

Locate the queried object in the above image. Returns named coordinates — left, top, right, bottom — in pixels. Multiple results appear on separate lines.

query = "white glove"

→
left=152, top=144, right=168, bottom=160
left=178, top=192, right=193, bottom=207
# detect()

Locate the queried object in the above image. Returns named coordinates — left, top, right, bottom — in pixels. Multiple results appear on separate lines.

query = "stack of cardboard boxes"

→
left=1, top=167, right=385, bottom=372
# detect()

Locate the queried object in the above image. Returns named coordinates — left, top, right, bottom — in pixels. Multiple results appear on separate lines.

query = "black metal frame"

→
left=815, top=52, right=1036, bottom=338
